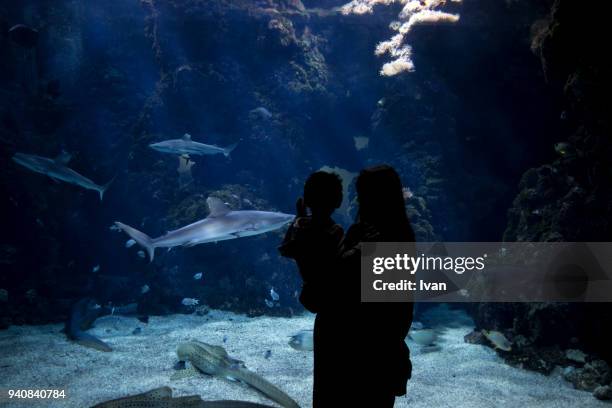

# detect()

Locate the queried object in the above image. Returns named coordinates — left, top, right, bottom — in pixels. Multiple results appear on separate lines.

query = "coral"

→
left=340, top=0, right=462, bottom=75
left=475, top=0, right=612, bottom=375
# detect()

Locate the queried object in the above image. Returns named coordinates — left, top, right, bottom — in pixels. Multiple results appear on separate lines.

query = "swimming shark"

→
left=115, top=197, right=293, bottom=262
left=149, top=134, right=238, bottom=157
left=12, top=151, right=113, bottom=200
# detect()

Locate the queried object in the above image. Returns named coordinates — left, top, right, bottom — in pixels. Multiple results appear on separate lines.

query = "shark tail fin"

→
left=114, top=222, right=155, bottom=262
left=74, top=332, right=113, bottom=352
left=99, top=176, right=115, bottom=201
left=223, top=142, right=238, bottom=158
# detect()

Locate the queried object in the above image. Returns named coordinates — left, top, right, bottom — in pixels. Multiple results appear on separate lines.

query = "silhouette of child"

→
left=279, top=171, right=344, bottom=312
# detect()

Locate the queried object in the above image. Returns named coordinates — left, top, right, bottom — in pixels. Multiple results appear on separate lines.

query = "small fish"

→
left=353, top=136, right=369, bottom=151
left=264, top=299, right=274, bottom=308
left=409, top=329, right=438, bottom=346
left=270, top=288, right=279, bottom=302
left=132, top=327, right=142, bottom=335
left=141, top=284, right=150, bottom=294
left=222, top=335, right=228, bottom=343
left=125, top=239, right=136, bottom=248
left=482, top=330, right=512, bottom=352
left=92, top=264, right=100, bottom=273
left=193, top=272, right=203, bottom=280
left=288, top=330, right=314, bottom=351
left=249, top=106, right=273, bottom=120
left=182, top=297, right=199, bottom=306
left=402, top=187, right=413, bottom=200
left=137, top=250, right=145, bottom=259
left=264, top=349, right=272, bottom=359
left=243, top=198, right=253, bottom=206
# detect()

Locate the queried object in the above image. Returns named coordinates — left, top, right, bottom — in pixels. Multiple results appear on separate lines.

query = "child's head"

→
left=303, top=171, right=343, bottom=218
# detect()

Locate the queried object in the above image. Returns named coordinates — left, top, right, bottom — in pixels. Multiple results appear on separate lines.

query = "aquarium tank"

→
left=1, top=0, right=611, bottom=407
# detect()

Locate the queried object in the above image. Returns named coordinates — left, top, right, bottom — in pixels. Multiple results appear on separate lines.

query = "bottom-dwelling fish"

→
left=172, top=340, right=300, bottom=408
left=65, top=299, right=145, bottom=352
left=65, top=298, right=113, bottom=352
left=91, top=386, right=278, bottom=408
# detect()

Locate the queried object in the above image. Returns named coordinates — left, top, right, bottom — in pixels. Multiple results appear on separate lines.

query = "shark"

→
left=64, top=298, right=145, bottom=352
left=149, top=134, right=238, bottom=157
left=92, top=386, right=278, bottom=408
left=114, top=197, right=293, bottom=262
left=12, top=151, right=113, bottom=200
left=65, top=298, right=113, bottom=352
left=172, top=340, right=300, bottom=408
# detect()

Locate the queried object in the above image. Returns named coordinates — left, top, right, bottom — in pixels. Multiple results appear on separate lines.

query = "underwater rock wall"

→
left=0, top=0, right=584, bottom=329
left=472, top=0, right=612, bottom=391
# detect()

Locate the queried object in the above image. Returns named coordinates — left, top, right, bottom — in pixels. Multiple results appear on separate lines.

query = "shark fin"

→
left=114, top=222, right=155, bottom=262
left=207, top=197, right=231, bottom=217
left=170, top=366, right=200, bottom=381
left=55, top=150, right=72, bottom=164
left=98, top=176, right=115, bottom=201
left=223, top=141, right=238, bottom=158
left=73, top=332, right=112, bottom=352
left=182, top=133, right=192, bottom=141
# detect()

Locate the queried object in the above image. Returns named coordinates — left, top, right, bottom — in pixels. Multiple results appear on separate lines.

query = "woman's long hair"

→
left=355, top=165, right=415, bottom=242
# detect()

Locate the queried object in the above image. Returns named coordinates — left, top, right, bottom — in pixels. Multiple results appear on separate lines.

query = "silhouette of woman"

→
left=280, top=165, right=414, bottom=407
left=340, top=164, right=414, bottom=406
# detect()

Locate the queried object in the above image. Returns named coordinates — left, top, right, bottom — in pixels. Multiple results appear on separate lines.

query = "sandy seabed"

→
left=0, top=309, right=606, bottom=408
